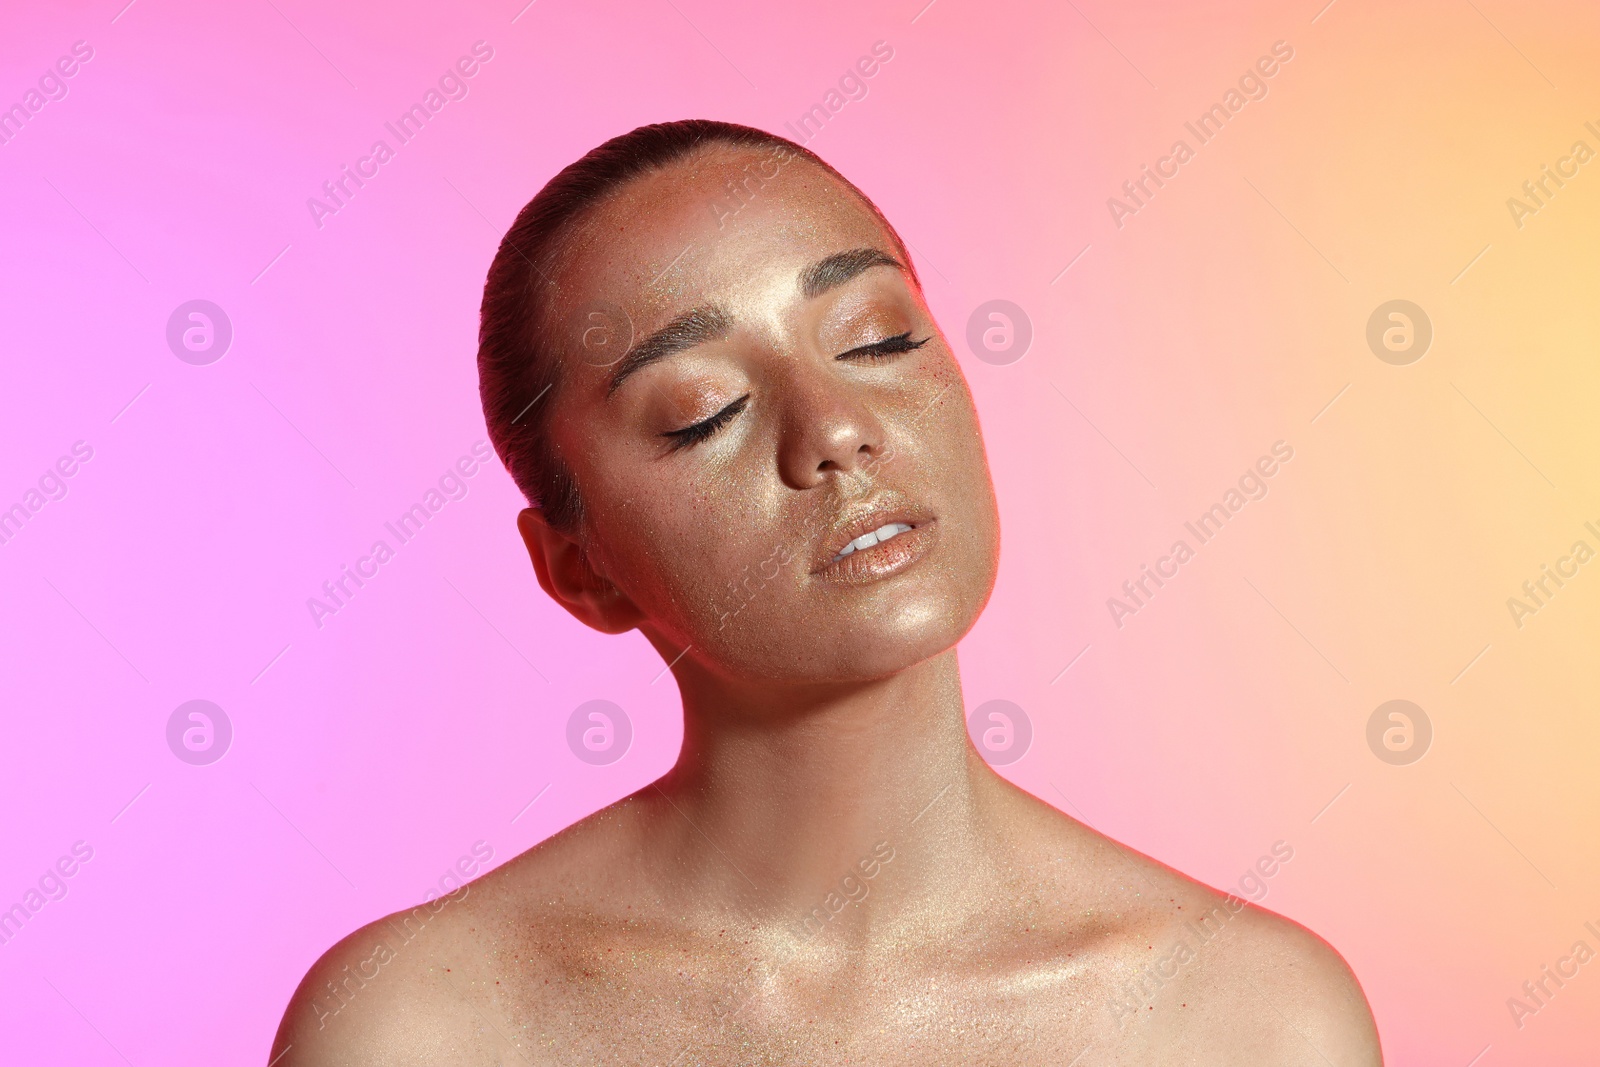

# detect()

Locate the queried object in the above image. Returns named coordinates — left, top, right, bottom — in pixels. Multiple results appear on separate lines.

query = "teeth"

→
left=833, top=522, right=913, bottom=562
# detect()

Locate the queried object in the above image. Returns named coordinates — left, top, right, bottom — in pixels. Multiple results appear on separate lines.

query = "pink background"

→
left=3, top=0, right=1598, bottom=1062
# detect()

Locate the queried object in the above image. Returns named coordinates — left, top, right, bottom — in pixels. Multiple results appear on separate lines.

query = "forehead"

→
left=551, top=146, right=898, bottom=329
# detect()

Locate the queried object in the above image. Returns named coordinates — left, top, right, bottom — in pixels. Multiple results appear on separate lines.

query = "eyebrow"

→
left=605, top=247, right=908, bottom=398
left=798, top=247, right=905, bottom=299
left=607, top=305, right=732, bottom=397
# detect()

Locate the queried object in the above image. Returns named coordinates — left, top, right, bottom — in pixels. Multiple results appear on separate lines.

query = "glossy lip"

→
left=810, top=494, right=939, bottom=584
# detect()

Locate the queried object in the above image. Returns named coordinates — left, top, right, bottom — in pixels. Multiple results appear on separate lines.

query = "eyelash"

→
left=660, top=333, right=928, bottom=451
left=837, top=331, right=929, bottom=362
left=662, top=394, right=750, bottom=450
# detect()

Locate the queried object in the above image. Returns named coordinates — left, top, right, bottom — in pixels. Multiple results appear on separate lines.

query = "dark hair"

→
left=476, top=118, right=916, bottom=533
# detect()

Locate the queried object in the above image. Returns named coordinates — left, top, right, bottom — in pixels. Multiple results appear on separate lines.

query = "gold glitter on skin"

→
left=270, top=141, right=1382, bottom=1066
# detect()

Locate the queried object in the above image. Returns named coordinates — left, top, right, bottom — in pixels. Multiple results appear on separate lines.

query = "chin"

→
left=830, top=615, right=970, bottom=683
left=725, top=572, right=991, bottom=686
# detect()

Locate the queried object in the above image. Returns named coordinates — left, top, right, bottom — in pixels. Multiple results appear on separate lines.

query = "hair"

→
left=476, top=119, right=917, bottom=533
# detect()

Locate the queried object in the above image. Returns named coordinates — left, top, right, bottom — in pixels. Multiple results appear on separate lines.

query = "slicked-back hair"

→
left=476, top=119, right=917, bottom=533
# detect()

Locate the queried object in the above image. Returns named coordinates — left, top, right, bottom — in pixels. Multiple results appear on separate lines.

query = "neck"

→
left=650, top=649, right=1003, bottom=932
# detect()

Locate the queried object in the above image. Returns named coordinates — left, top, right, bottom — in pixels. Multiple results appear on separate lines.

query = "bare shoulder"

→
left=999, top=791, right=1380, bottom=1063
left=1087, top=844, right=1381, bottom=1064
left=270, top=796, right=649, bottom=1066
left=1184, top=900, right=1382, bottom=1064
left=268, top=889, right=501, bottom=1066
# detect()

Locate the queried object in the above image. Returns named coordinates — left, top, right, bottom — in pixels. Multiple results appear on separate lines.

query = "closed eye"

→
left=661, top=393, right=750, bottom=451
left=836, top=331, right=929, bottom=362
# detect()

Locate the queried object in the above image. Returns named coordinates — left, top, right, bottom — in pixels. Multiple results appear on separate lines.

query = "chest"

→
left=476, top=944, right=1136, bottom=1066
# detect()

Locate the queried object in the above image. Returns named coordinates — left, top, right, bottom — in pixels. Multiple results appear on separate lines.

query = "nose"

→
left=776, top=368, right=888, bottom=491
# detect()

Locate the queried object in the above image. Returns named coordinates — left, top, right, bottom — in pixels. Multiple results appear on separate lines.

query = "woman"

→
left=273, top=120, right=1381, bottom=1065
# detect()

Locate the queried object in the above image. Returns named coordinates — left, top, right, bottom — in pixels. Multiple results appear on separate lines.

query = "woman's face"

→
left=530, top=144, right=1000, bottom=686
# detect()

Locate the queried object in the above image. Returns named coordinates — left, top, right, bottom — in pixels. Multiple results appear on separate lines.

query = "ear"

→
left=516, top=508, right=644, bottom=635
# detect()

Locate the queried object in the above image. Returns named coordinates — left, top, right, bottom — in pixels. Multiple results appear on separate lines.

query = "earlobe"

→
left=516, top=508, right=643, bottom=635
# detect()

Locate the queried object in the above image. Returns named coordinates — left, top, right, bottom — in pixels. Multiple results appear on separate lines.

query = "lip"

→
left=811, top=495, right=939, bottom=584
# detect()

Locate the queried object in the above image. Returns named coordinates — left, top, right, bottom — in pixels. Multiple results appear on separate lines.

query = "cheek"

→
left=920, top=382, right=1002, bottom=622
left=949, top=444, right=1002, bottom=600
left=589, top=459, right=786, bottom=638
left=922, top=371, right=1000, bottom=550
